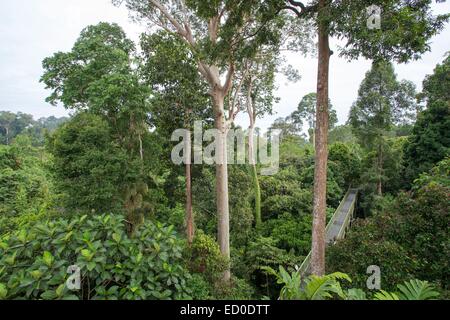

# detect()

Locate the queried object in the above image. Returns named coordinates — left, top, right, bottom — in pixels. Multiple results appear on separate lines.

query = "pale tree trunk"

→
left=138, top=133, right=144, bottom=162
left=213, top=92, right=231, bottom=282
left=5, top=127, right=9, bottom=145
left=311, top=0, right=331, bottom=276
left=185, top=112, right=194, bottom=246
left=185, top=134, right=194, bottom=245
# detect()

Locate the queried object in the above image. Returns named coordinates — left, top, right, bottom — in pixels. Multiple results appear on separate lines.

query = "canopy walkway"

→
left=298, top=188, right=359, bottom=276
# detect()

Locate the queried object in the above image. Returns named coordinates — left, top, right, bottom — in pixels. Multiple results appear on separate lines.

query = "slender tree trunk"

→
left=248, top=126, right=262, bottom=227
left=312, top=128, right=316, bottom=148
left=184, top=112, right=194, bottom=246
left=138, top=133, right=144, bottom=161
left=311, top=0, right=331, bottom=276
left=377, top=144, right=383, bottom=196
left=5, top=127, right=9, bottom=145
left=185, top=163, right=194, bottom=245
left=213, top=93, right=231, bottom=282
left=251, top=164, right=262, bottom=227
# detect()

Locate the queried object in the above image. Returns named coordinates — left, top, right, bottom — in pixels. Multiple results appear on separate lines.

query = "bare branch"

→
left=149, top=0, right=187, bottom=37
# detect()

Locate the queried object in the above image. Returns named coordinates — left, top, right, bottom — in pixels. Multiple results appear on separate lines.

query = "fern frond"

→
left=373, top=290, right=400, bottom=300
left=397, top=279, right=440, bottom=300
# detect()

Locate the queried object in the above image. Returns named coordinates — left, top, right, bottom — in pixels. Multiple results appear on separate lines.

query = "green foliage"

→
left=292, top=92, right=338, bottom=132
left=372, top=280, right=441, bottom=301
left=264, top=213, right=312, bottom=256
left=0, top=112, right=33, bottom=145
left=0, top=136, right=55, bottom=234
left=186, top=230, right=228, bottom=284
left=185, top=273, right=214, bottom=300
left=237, top=236, right=303, bottom=298
left=404, top=55, right=449, bottom=187
left=418, top=54, right=450, bottom=104
left=327, top=221, right=416, bottom=290
left=0, top=214, right=192, bottom=300
left=328, top=142, right=362, bottom=187
left=140, top=30, right=211, bottom=134
left=184, top=230, right=257, bottom=299
left=47, top=113, right=135, bottom=213
left=413, top=157, right=450, bottom=190
left=349, top=60, right=417, bottom=149
left=397, top=279, right=440, bottom=300
left=264, top=268, right=441, bottom=301
left=213, top=277, right=256, bottom=300
left=328, top=0, right=449, bottom=63
left=41, top=22, right=136, bottom=110
left=262, top=266, right=351, bottom=300
left=403, top=100, right=450, bottom=186
left=328, top=125, right=358, bottom=145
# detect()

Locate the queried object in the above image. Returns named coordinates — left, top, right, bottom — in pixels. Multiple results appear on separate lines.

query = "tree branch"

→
left=222, top=62, right=235, bottom=96
left=149, top=0, right=187, bottom=38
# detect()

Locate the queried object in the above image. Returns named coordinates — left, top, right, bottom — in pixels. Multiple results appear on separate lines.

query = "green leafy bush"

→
left=264, top=213, right=312, bottom=255
left=186, top=230, right=228, bottom=284
left=185, top=273, right=213, bottom=300
left=238, top=236, right=303, bottom=298
left=0, top=137, right=55, bottom=234
left=0, top=214, right=192, bottom=300
left=214, top=277, right=256, bottom=300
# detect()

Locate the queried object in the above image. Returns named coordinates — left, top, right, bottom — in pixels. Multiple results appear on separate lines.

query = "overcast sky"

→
left=1, top=0, right=449, bottom=130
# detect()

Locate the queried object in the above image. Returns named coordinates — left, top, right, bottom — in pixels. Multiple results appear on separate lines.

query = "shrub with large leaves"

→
left=0, top=214, right=191, bottom=300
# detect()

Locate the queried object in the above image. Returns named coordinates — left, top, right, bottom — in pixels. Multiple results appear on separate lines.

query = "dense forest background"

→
left=0, top=0, right=449, bottom=301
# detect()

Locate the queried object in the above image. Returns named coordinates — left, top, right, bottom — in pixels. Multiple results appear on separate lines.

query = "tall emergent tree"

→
left=115, top=0, right=304, bottom=281
left=291, top=92, right=337, bottom=145
left=41, top=23, right=152, bottom=232
left=280, top=0, right=448, bottom=275
left=140, top=30, right=212, bottom=244
left=349, top=60, right=417, bottom=196
left=403, top=54, right=450, bottom=186
left=241, top=52, right=278, bottom=228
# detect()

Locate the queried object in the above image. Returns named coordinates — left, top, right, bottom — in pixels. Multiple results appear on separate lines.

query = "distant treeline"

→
left=0, top=111, right=68, bottom=146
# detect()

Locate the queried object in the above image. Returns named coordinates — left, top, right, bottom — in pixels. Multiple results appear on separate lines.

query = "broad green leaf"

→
left=81, top=249, right=94, bottom=261
left=30, top=270, right=43, bottom=280
left=43, top=251, right=54, bottom=267
left=0, top=283, right=7, bottom=300
left=56, top=284, right=65, bottom=297
left=41, top=290, right=57, bottom=300
left=112, top=233, right=121, bottom=243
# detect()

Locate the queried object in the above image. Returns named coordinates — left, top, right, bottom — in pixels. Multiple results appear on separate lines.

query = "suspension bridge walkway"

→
left=298, top=188, right=359, bottom=276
